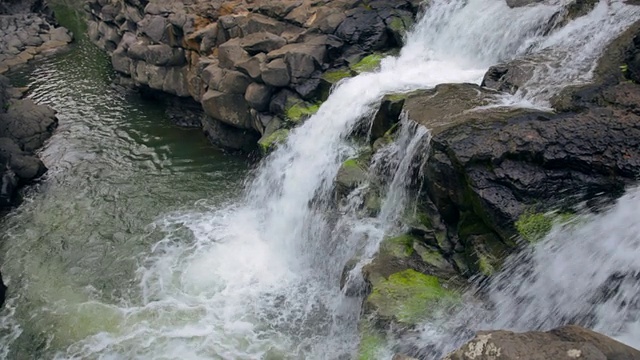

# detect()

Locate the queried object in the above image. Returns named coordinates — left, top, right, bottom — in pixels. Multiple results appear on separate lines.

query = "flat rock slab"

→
left=444, top=325, right=640, bottom=360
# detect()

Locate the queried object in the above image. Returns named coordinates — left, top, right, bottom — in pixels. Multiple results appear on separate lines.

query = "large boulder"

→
left=444, top=326, right=640, bottom=360
left=0, top=97, right=57, bottom=152
left=201, top=90, right=254, bottom=129
left=0, top=76, right=54, bottom=212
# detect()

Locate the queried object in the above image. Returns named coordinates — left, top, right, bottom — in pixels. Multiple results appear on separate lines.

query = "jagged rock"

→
left=112, top=47, right=133, bottom=74
left=269, top=88, right=301, bottom=115
left=143, top=44, right=186, bottom=66
left=162, top=66, right=190, bottom=97
left=256, top=1, right=300, bottom=20
left=237, top=53, right=267, bottom=80
left=0, top=75, right=53, bottom=214
left=238, top=31, right=286, bottom=55
left=245, top=13, right=289, bottom=35
left=262, top=58, right=290, bottom=87
left=218, top=69, right=251, bottom=94
left=86, top=0, right=419, bottom=152
left=444, top=326, right=640, bottom=360
left=139, top=15, right=168, bottom=43
left=218, top=38, right=251, bottom=69
left=186, top=22, right=218, bottom=53
left=336, top=6, right=388, bottom=51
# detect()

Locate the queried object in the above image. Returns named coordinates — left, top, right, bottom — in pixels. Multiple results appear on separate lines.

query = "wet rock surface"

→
left=0, top=75, right=57, bottom=210
left=444, top=325, right=640, bottom=360
left=0, top=74, right=57, bottom=308
left=86, top=0, right=420, bottom=151
left=349, top=15, right=640, bottom=354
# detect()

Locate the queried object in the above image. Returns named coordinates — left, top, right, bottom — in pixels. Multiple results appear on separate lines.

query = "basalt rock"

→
left=0, top=76, right=56, bottom=204
left=86, top=0, right=420, bottom=152
left=0, top=1, right=73, bottom=74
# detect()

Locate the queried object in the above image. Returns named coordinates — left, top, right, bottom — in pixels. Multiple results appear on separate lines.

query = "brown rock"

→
left=444, top=326, right=640, bottom=360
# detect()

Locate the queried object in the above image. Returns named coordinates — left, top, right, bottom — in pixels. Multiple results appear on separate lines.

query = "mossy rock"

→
left=284, top=102, right=320, bottom=123
left=515, top=211, right=574, bottom=243
left=350, top=54, right=384, bottom=74
left=464, top=232, right=510, bottom=276
left=414, top=246, right=450, bottom=271
left=364, top=191, right=382, bottom=216
left=258, top=129, right=289, bottom=155
left=365, top=269, right=458, bottom=324
left=357, top=320, right=387, bottom=360
left=335, top=157, right=369, bottom=195
left=380, top=234, right=416, bottom=259
left=321, top=68, right=353, bottom=84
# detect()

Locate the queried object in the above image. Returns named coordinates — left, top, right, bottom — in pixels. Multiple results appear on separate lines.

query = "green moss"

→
left=322, top=68, right=353, bottom=84
left=258, top=129, right=289, bottom=155
left=357, top=321, right=386, bottom=360
left=285, top=102, right=320, bottom=123
left=342, top=158, right=362, bottom=170
left=50, top=1, right=87, bottom=36
left=350, top=54, right=384, bottom=74
left=515, top=211, right=575, bottom=243
left=515, top=212, right=553, bottom=243
left=366, top=269, right=458, bottom=324
left=389, top=17, right=405, bottom=33
left=477, top=254, right=496, bottom=276
left=381, top=234, right=416, bottom=258
left=415, top=247, right=448, bottom=269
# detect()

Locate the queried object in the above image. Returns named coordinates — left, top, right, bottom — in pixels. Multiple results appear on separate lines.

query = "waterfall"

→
left=2, top=0, right=639, bottom=358
left=396, top=187, right=640, bottom=359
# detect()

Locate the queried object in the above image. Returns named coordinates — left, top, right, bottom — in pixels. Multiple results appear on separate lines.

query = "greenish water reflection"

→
left=0, top=10, right=248, bottom=358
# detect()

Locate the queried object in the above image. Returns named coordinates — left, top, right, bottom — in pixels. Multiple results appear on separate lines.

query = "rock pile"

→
left=0, top=0, right=74, bottom=74
left=86, top=0, right=420, bottom=151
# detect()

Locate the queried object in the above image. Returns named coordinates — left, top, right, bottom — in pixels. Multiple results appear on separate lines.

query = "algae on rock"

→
left=365, top=269, right=458, bottom=325
left=258, top=128, right=289, bottom=154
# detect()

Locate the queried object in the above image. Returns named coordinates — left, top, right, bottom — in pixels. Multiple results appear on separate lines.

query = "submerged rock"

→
left=444, top=325, right=640, bottom=360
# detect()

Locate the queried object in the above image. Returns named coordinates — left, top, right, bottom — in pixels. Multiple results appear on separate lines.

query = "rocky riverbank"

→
left=0, top=0, right=68, bottom=307
left=85, top=0, right=421, bottom=151
left=0, top=0, right=74, bottom=74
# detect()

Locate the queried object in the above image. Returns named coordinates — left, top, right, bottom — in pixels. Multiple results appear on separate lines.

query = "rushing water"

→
left=1, top=0, right=640, bottom=359
left=0, top=10, right=248, bottom=359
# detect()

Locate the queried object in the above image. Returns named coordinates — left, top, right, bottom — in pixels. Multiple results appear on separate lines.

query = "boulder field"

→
left=85, top=0, right=421, bottom=151
left=0, top=0, right=74, bottom=74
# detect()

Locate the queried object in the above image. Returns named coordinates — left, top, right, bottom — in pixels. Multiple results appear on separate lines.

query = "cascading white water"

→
left=4, top=0, right=638, bottom=359
left=397, top=187, right=640, bottom=359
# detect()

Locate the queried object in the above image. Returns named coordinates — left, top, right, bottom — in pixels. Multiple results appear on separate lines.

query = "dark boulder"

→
left=336, top=7, right=388, bottom=51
